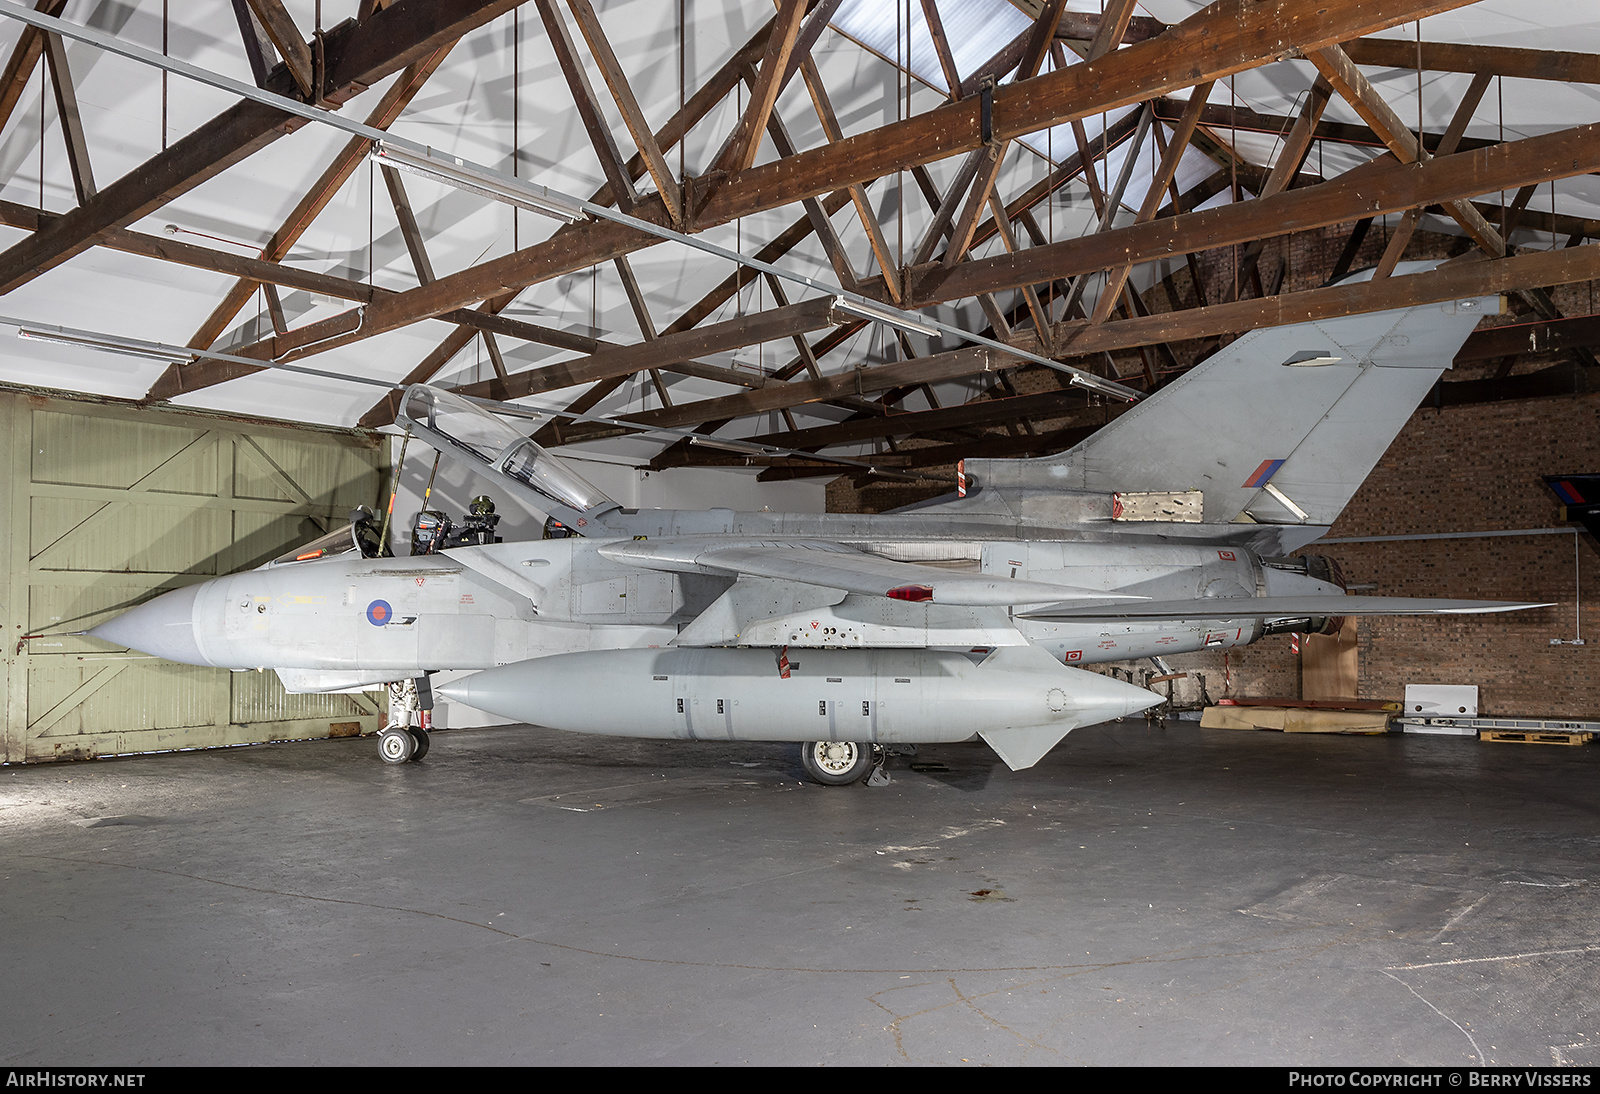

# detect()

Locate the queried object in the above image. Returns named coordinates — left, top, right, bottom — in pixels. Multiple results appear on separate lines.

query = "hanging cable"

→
left=161, top=0, right=168, bottom=150
left=513, top=5, right=520, bottom=251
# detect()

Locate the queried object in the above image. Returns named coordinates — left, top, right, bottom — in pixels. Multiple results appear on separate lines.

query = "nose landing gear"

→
left=379, top=677, right=433, bottom=764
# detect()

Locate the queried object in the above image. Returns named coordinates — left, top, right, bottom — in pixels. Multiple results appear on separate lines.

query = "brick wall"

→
left=1138, top=392, right=1599, bottom=717
left=1307, top=392, right=1600, bottom=716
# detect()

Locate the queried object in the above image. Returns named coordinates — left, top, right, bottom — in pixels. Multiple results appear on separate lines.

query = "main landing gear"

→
left=800, top=740, right=875, bottom=785
left=380, top=677, right=433, bottom=764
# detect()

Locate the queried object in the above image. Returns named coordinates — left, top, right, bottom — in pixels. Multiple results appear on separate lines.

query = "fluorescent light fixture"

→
left=17, top=327, right=183, bottom=364
left=831, top=296, right=942, bottom=338
left=1283, top=350, right=1344, bottom=367
left=370, top=141, right=585, bottom=224
left=688, top=436, right=777, bottom=455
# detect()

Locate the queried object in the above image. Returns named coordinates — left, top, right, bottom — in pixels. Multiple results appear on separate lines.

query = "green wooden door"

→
left=1, top=392, right=388, bottom=763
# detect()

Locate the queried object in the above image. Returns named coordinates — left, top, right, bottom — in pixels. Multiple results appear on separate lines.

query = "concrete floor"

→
left=2, top=718, right=1598, bottom=1066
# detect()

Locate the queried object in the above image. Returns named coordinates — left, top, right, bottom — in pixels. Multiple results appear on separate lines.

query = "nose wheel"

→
left=800, top=740, right=873, bottom=785
left=379, top=678, right=432, bottom=763
left=378, top=726, right=429, bottom=764
left=378, top=727, right=417, bottom=764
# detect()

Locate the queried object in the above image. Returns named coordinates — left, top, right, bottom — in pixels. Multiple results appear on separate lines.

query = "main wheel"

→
left=378, top=727, right=415, bottom=764
left=408, top=727, right=430, bottom=762
left=800, top=740, right=871, bottom=785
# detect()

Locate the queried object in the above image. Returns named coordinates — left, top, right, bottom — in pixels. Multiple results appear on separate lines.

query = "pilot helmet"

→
left=470, top=494, right=495, bottom=517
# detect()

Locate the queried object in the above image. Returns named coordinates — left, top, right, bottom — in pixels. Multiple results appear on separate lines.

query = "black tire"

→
left=378, top=727, right=414, bottom=764
left=800, top=740, right=871, bottom=785
left=408, top=727, right=430, bottom=762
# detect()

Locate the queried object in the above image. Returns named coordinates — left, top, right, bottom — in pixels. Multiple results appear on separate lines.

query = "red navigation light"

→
left=295, top=549, right=325, bottom=561
left=886, top=584, right=934, bottom=602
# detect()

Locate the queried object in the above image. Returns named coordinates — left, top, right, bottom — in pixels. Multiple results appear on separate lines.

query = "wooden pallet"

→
left=1479, top=729, right=1592, bottom=746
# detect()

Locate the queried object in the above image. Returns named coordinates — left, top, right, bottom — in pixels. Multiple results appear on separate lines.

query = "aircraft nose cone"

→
left=89, top=584, right=209, bottom=665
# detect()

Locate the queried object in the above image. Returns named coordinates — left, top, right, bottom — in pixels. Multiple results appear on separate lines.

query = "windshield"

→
left=501, top=440, right=612, bottom=512
left=268, top=523, right=364, bottom=566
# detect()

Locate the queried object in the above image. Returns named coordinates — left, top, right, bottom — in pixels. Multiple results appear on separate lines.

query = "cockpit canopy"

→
left=397, top=385, right=615, bottom=518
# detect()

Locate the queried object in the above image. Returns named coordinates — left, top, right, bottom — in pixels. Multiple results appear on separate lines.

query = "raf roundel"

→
left=366, top=600, right=393, bottom=626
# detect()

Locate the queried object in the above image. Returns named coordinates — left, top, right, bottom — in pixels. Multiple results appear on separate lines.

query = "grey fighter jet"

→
left=93, top=277, right=1548, bottom=782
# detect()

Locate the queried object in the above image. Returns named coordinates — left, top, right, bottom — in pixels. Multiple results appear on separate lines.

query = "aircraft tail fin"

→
left=962, top=272, right=1498, bottom=530
left=1546, top=475, right=1600, bottom=540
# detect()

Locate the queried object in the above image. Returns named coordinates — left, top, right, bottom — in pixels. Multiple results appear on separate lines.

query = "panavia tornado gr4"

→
left=93, top=283, right=1547, bottom=783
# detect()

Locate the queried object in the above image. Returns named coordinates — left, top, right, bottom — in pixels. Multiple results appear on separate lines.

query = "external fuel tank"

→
left=437, top=645, right=1161, bottom=770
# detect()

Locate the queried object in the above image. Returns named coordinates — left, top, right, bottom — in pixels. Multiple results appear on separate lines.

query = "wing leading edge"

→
left=1018, top=594, right=1552, bottom=621
left=597, top=538, right=1148, bottom=607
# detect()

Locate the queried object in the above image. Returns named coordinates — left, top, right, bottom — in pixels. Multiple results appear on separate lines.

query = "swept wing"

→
left=1019, top=594, right=1551, bottom=621
left=597, top=538, right=1146, bottom=607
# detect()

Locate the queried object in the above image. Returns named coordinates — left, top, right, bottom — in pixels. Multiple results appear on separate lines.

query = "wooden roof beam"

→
left=659, top=387, right=1103, bottom=458
left=41, top=30, right=95, bottom=206
left=449, top=295, right=844, bottom=403
left=183, top=40, right=457, bottom=354
left=1057, top=105, right=1152, bottom=321
left=0, top=198, right=377, bottom=302
left=0, top=198, right=611, bottom=372
left=358, top=13, right=781, bottom=429
left=913, top=121, right=1600, bottom=306
left=1313, top=46, right=1585, bottom=347
left=0, top=0, right=525, bottom=295
left=1215, top=75, right=1333, bottom=303
left=942, top=0, right=1072, bottom=269
left=242, top=0, right=314, bottom=98
left=1454, top=314, right=1600, bottom=364
left=378, top=159, right=509, bottom=379
left=582, top=345, right=1005, bottom=443
left=536, top=0, right=640, bottom=214
left=675, top=425, right=1090, bottom=474
left=157, top=0, right=1481, bottom=380
left=612, top=254, right=672, bottom=407
left=1090, top=80, right=1214, bottom=324
left=565, top=0, right=682, bottom=224
left=1308, top=43, right=1505, bottom=257
left=797, top=54, right=901, bottom=301
left=1049, top=246, right=1600, bottom=363
left=523, top=189, right=858, bottom=447
left=696, top=0, right=1478, bottom=228
left=755, top=79, right=858, bottom=292
left=717, top=0, right=807, bottom=175
left=0, top=1, right=68, bottom=137
left=230, top=0, right=278, bottom=89
left=1056, top=10, right=1165, bottom=44
left=919, top=0, right=962, bottom=99
left=380, top=166, right=436, bottom=286
left=1370, top=70, right=1492, bottom=281
left=1054, top=9, right=1600, bottom=83
left=1341, top=37, right=1600, bottom=84
left=701, top=0, right=843, bottom=180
